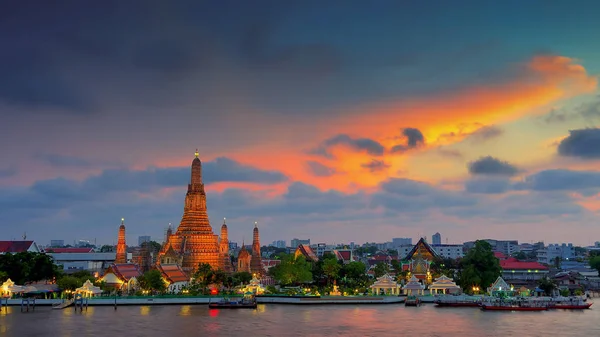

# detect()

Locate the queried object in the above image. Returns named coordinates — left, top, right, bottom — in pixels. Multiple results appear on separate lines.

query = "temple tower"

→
left=220, top=218, right=233, bottom=272
left=115, top=218, right=127, bottom=263
left=237, top=240, right=251, bottom=273
left=160, top=150, right=222, bottom=274
left=250, top=222, right=264, bottom=275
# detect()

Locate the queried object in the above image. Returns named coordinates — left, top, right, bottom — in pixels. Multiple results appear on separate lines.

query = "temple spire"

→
left=195, top=149, right=199, bottom=158
left=116, top=218, right=127, bottom=264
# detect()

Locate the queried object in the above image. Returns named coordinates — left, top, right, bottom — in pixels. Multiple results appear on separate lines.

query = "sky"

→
left=2, top=0, right=600, bottom=247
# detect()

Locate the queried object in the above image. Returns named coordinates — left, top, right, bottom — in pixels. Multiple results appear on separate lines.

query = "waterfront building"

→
left=403, top=238, right=439, bottom=284
left=0, top=241, right=40, bottom=254
left=100, top=263, right=142, bottom=291
left=402, top=275, right=425, bottom=295
left=432, top=232, right=441, bottom=245
left=156, top=264, right=189, bottom=293
left=487, top=276, right=511, bottom=296
left=75, top=280, right=102, bottom=297
left=370, top=273, right=401, bottom=295
left=46, top=247, right=94, bottom=253
left=115, top=218, right=127, bottom=263
left=429, top=275, right=461, bottom=294
left=157, top=151, right=231, bottom=274
left=495, top=252, right=549, bottom=282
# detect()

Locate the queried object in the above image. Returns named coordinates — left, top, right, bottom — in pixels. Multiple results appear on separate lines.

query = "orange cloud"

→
left=168, top=55, right=598, bottom=193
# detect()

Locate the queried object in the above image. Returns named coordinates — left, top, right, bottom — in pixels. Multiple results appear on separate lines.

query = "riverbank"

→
left=1, top=295, right=406, bottom=307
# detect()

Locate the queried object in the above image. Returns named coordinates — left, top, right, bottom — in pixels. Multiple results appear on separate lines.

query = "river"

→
left=1, top=303, right=598, bottom=336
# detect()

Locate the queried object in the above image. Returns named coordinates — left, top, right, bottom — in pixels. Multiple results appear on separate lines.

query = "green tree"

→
left=269, top=254, right=312, bottom=286
left=57, top=276, right=82, bottom=291
left=322, top=255, right=341, bottom=285
left=138, top=270, right=166, bottom=293
left=100, top=245, right=115, bottom=252
left=589, top=256, right=600, bottom=274
left=537, top=277, right=557, bottom=296
left=232, top=271, right=252, bottom=285
left=0, top=271, right=8, bottom=283
left=513, top=251, right=527, bottom=261
left=340, top=261, right=368, bottom=289
left=456, top=240, right=501, bottom=292
left=373, top=262, right=389, bottom=278
left=553, top=256, right=561, bottom=269
left=0, top=252, right=61, bottom=284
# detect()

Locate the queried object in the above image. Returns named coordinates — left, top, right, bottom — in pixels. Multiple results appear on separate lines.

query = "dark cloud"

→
left=310, top=134, right=385, bottom=158
left=468, top=156, right=519, bottom=176
left=38, top=153, right=92, bottom=168
left=391, top=128, right=425, bottom=153
left=361, top=159, right=390, bottom=172
left=515, top=169, right=600, bottom=194
left=557, top=128, right=600, bottom=159
left=543, top=108, right=571, bottom=124
left=464, top=177, right=510, bottom=194
left=541, top=97, right=600, bottom=124
left=0, top=166, right=17, bottom=178
left=305, top=161, right=337, bottom=177
left=436, top=147, right=464, bottom=159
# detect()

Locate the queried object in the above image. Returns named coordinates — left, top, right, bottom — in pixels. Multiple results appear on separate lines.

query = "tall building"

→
left=138, top=236, right=151, bottom=246
left=50, top=240, right=64, bottom=247
left=115, top=218, right=127, bottom=263
left=270, top=240, right=286, bottom=248
left=432, top=233, right=441, bottom=245
left=291, top=238, right=310, bottom=248
left=250, top=222, right=264, bottom=275
left=157, top=151, right=228, bottom=274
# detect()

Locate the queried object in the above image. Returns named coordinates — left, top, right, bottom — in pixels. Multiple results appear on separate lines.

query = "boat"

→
left=208, top=296, right=257, bottom=309
left=548, top=297, right=593, bottom=310
left=434, top=295, right=481, bottom=308
left=405, top=296, right=421, bottom=307
left=480, top=298, right=548, bottom=311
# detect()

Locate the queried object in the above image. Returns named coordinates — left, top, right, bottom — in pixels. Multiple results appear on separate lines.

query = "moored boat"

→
left=480, top=298, right=548, bottom=311
left=481, top=305, right=547, bottom=311
left=208, top=296, right=257, bottom=309
left=405, top=296, right=421, bottom=307
left=434, top=295, right=481, bottom=308
left=548, top=297, right=593, bottom=310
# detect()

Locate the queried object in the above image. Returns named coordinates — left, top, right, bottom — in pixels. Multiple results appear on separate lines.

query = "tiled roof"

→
left=338, top=250, right=352, bottom=261
left=500, top=258, right=548, bottom=270
left=0, top=241, right=34, bottom=253
left=296, top=244, right=318, bottom=262
left=494, top=251, right=507, bottom=259
left=109, top=263, right=142, bottom=281
left=45, top=248, right=94, bottom=253
left=404, top=238, right=440, bottom=260
left=157, top=264, right=188, bottom=283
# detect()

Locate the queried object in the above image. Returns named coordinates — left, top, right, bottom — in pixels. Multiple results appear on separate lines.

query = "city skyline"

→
left=2, top=1, right=600, bottom=246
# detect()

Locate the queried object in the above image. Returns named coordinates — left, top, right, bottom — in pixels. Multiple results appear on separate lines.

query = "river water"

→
left=1, top=303, right=598, bottom=337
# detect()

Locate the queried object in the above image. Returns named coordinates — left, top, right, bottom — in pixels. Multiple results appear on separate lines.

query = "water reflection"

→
left=179, top=305, right=191, bottom=316
left=0, top=306, right=12, bottom=316
left=208, top=308, right=219, bottom=317
left=140, top=306, right=150, bottom=316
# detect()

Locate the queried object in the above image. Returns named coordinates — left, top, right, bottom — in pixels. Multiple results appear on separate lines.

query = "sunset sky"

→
left=2, top=1, right=600, bottom=247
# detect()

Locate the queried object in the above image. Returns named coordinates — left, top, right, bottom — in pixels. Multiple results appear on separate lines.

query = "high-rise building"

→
left=432, top=233, right=441, bottom=245
left=50, top=240, right=64, bottom=247
left=291, top=238, right=310, bottom=248
left=138, top=236, right=151, bottom=246
left=270, top=240, right=286, bottom=248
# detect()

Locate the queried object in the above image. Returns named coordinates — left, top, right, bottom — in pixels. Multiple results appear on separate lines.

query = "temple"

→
left=403, top=237, right=439, bottom=284
left=237, top=241, right=251, bottom=273
left=220, top=218, right=233, bottom=273
left=115, top=218, right=127, bottom=264
left=250, top=222, right=265, bottom=276
left=157, top=151, right=230, bottom=274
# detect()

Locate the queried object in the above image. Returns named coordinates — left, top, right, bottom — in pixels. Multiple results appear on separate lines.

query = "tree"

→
left=232, top=271, right=252, bottom=285
left=513, top=251, right=528, bottom=261
left=553, top=256, right=561, bottom=269
left=57, top=276, right=82, bottom=291
left=340, top=261, right=368, bottom=290
left=373, top=262, right=389, bottom=278
left=0, top=271, right=8, bottom=283
left=138, top=270, right=166, bottom=293
left=191, top=263, right=215, bottom=293
left=0, top=252, right=61, bottom=284
left=537, top=277, right=557, bottom=296
left=589, top=256, right=600, bottom=274
left=269, top=254, right=312, bottom=286
left=456, top=240, right=501, bottom=292
left=100, top=245, right=115, bottom=252
left=322, top=256, right=341, bottom=285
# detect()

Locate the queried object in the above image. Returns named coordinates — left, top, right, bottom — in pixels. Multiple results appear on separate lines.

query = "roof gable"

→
left=0, top=241, right=35, bottom=253
left=404, top=238, right=439, bottom=260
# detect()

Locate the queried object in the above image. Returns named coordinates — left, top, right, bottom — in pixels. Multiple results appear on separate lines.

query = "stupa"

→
left=158, top=150, right=225, bottom=274
left=115, top=218, right=127, bottom=263
left=250, top=222, right=265, bottom=276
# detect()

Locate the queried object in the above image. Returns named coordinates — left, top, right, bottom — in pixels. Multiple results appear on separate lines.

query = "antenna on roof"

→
left=22, top=232, right=27, bottom=240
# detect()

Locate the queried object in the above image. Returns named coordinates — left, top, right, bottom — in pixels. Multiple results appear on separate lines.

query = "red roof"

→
left=494, top=252, right=507, bottom=260
left=46, top=248, right=94, bottom=253
left=157, top=264, right=188, bottom=283
left=0, top=241, right=35, bottom=253
left=107, top=263, right=142, bottom=281
left=261, top=259, right=281, bottom=268
left=500, top=258, right=548, bottom=270
left=295, top=244, right=318, bottom=262
left=338, top=250, right=352, bottom=261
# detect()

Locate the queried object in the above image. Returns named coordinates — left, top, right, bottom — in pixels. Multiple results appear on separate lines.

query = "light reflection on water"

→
left=0, top=304, right=599, bottom=337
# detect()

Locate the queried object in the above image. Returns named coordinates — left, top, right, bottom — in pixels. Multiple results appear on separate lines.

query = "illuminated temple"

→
left=158, top=151, right=231, bottom=274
